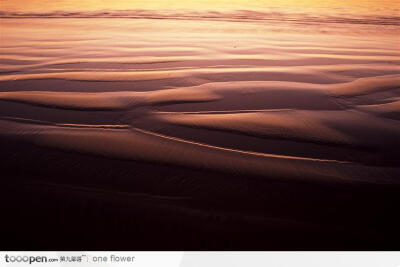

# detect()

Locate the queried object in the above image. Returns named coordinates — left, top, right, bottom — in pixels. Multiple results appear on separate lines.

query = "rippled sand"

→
left=1, top=16, right=399, bottom=249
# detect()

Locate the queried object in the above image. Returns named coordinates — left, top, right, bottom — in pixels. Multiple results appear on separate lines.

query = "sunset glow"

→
left=1, top=0, right=399, bottom=15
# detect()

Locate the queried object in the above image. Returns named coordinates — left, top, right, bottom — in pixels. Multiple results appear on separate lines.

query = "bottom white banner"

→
left=0, top=252, right=399, bottom=267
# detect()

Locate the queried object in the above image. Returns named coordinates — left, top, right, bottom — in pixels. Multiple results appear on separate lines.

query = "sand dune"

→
left=1, top=15, right=399, bottom=249
left=0, top=89, right=220, bottom=110
left=330, top=74, right=400, bottom=96
left=357, top=99, right=400, bottom=120
left=1, top=118, right=399, bottom=185
left=154, top=109, right=400, bottom=148
left=0, top=67, right=354, bottom=85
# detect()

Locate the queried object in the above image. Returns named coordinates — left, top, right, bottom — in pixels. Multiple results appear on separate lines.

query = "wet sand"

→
left=1, top=16, right=399, bottom=250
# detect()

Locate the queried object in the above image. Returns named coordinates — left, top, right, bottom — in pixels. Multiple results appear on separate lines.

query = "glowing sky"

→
left=1, top=0, right=399, bottom=16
